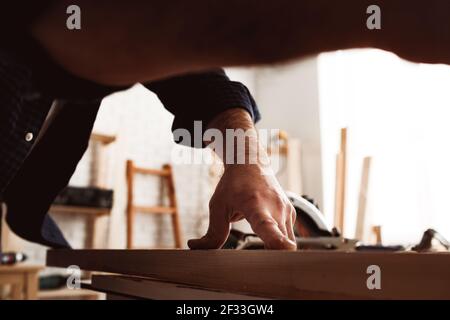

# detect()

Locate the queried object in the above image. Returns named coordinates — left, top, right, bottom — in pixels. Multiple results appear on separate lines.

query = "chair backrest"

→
left=125, top=160, right=182, bottom=249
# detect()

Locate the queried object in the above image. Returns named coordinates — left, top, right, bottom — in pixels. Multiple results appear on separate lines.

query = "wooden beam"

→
left=286, top=139, right=303, bottom=195
left=133, top=206, right=176, bottom=215
left=90, top=133, right=116, bottom=145
left=164, top=164, right=183, bottom=249
left=355, top=157, right=372, bottom=241
left=38, top=288, right=102, bottom=300
left=47, top=250, right=450, bottom=299
left=50, top=205, right=111, bottom=216
left=91, top=275, right=267, bottom=300
left=334, top=128, right=348, bottom=234
left=133, top=167, right=171, bottom=177
left=372, top=226, right=383, bottom=245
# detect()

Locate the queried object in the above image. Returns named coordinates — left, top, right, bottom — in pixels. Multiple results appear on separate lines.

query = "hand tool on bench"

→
left=224, top=192, right=359, bottom=251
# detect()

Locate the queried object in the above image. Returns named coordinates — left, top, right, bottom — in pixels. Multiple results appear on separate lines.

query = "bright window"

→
left=319, top=49, right=450, bottom=244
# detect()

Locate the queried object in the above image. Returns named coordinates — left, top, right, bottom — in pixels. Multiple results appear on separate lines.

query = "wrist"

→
left=223, top=142, right=274, bottom=176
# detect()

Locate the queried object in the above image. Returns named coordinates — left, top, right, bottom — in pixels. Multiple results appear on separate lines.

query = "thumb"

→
left=188, top=208, right=230, bottom=250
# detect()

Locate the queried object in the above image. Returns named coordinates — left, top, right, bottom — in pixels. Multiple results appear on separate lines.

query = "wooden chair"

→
left=126, top=161, right=183, bottom=249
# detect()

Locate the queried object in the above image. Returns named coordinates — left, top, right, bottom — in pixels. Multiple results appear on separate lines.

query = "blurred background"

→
left=3, top=48, right=450, bottom=298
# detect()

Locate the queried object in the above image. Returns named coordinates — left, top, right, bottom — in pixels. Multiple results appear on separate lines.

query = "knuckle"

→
left=256, top=216, right=279, bottom=228
left=241, top=190, right=286, bottom=208
left=273, top=196, right=286, bottom=209
left=267, top=236, right=287, bottom=249
left=242, top=191, right=266, bottom=204
left=207, top=234, right=226, bottom=247
left=288, top=204, right=297, bottom=220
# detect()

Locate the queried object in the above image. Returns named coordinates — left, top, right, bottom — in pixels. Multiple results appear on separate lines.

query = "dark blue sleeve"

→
left=144, top=69, right=260, bottom=148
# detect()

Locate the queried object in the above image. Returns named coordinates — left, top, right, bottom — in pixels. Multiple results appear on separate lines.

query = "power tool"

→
left=224, top=192, right=359, bottom=251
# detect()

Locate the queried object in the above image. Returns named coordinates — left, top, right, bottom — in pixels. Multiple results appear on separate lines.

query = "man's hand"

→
left=187, top=108, right=297, bottom=250
left=188, top=164, right=297, bottom=250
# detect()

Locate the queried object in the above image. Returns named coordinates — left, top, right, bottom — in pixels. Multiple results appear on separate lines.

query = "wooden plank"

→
left=334, top=128, right=347, bottom=235
left=286, top=139, right=303, bottom=195
left=24, top=272, right=38, bottom=300
left=164, top=164, right=183, bottom=249
left=0, top=265, right=43, bottom=273
left=126, top=160, right=135, bottom=249
left=0, top=265, right=42, bottom=300
left=11, top=283, right=22, bottom=300
left=372, top=226, right=383, bottom=245
left=134, top=167, right=171, bottom=177
left=107, top=293, right=135, bottom=300
left=91, top=275, right=268, bottom=300
left=47, top=250, right=450, bottom=300
left=0, top=273, right=23, bottom=285
left=50, top=205, right=110, bottom=216
left=133, top=206, right=176, bottom=215
left=38, top=288, right=102, bottom=300
left=90, top=133, right=116, bottom=145
left=355, top=157, right=372, bottom=241
left=85, top=215, right=108, bottom=249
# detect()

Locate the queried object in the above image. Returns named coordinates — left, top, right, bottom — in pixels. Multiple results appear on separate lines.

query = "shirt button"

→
left=25, top=132, right=34, bottom=142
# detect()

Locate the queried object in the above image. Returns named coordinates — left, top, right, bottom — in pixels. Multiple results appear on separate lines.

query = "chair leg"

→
left=89, top=215, right=108, bottom=249
left=171, top=212, right=183, bottom=249
left=127, top=209, right=134, bottom=249
left=164, top=164, right=183, bottom=248
left=10, top=283, right=22, bottom=300
left=126, top=160, right=135, bottom=249
left=24, top=273, right=38, bottom=300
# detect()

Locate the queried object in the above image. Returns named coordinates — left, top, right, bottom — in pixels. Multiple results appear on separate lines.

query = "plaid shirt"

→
left=0, top=50, right=53, bottom=194
left=0, top=41, right=260, bottom=248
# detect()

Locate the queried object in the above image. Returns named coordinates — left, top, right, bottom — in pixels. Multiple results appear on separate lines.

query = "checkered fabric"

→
left=147, top=69, right=261, bottom=148
left=0, top=49, right=53, bottom=194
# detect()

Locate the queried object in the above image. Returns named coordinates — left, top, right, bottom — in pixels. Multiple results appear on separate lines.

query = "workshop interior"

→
left=2, top=50, right=450, bottom=301
left=2, top=3, right=450, bottom=303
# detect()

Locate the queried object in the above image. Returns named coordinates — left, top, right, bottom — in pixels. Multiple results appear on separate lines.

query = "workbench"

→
left=47, top=250, right=450, bottom=300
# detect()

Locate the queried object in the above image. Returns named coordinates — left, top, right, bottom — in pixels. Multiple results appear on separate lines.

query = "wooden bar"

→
left=126, top=161, right=183, bottom=249
left=0, top=265, right=43, bottom=300
left=355, top=157, right=372, bottom=241
left=133, top=206, right=176, bottom=215
left=91, top=275, right=267, bottom=300
left=38, top=288, right=101, bottom=300
left=126, top=160, right=135, bottom=249
left=90, top=133, right=116, bottom=145
left=334, top=128, right=348, bottom=234
left=164, top=164, right=183, bottom=248
left=47, top=250, right=450, bottom=299
left=50, top=205, right=111, bottom=216
left=133, top=167, right=171, bottom=177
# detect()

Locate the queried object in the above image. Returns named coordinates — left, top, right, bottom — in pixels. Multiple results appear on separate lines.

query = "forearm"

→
left=32, top=0, right=449, bottom=85
left=182, top=0, right=385, bottom=65
left=205, top=108, right=269, bottom=170
left=176, top=0, right=448, bottom=65
left=46, top=0, right=385, bottom=72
